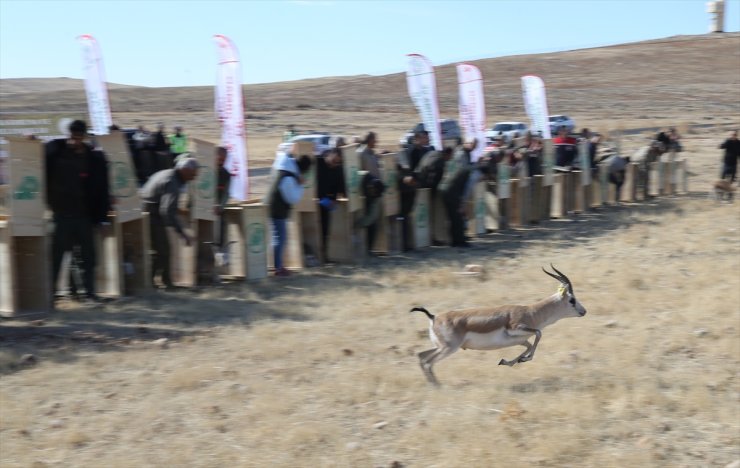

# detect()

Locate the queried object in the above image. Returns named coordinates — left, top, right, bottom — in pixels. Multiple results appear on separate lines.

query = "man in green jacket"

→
left=169, top=126, right=188, bottom=158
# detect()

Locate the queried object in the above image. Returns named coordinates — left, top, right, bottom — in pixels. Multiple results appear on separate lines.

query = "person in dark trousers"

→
left=357, top=132, right=382, bottom=254
left=45, top=119, right=112, bottom=303
left=140, top=158, right=199, bottom=289
left=152, top=123, right=171, bottom=171
left=719, top=130, right=739, bottom=183
left=417, top=146, right=452, bottom=245
left=399, top=130, right=434, bottom=251
left=553, top=126, right=578, bottom=169
left=215, top=146, right=232, bottom=249
left=438, top=140, right=474, bottom=248
left=605, top=154, right=631, bottom=204
left=268, top=148, right=311, bottom=277
left=316, top=147, right=345, bottom=262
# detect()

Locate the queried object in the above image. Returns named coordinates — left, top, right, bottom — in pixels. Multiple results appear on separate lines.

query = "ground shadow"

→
left=0, top=193, right=700, bottom=375
left=0, top=288, right=307, bottom=375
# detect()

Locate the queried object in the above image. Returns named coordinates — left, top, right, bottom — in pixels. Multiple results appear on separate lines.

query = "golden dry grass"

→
left=1, top=34, right=740, bottom=467
left=1, top=129, right=739, bottom=467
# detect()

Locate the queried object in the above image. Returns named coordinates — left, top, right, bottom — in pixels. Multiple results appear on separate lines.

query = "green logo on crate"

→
left=416, top=202, right=428, bottom=228
left=303, top=166, right=314, bottom=190
left=385, top=170, right=397, bottom=195
left=476, top=198, right=485, bottom=218
left=247, top=222, right=266, bottom=254
left=197, top=166, right=215, bottom=199
left=112, top=162, right=135, bottom=198
left=13, top=175, right=39, bottom=200
left=349, top=165, right=360, bottom=194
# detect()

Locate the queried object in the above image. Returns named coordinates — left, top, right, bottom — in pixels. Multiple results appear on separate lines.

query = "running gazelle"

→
left=411, top=265, right=587, bottom=385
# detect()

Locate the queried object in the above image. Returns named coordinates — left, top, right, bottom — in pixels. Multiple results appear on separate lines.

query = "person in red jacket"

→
left=552, top=126, right=578, bottom=168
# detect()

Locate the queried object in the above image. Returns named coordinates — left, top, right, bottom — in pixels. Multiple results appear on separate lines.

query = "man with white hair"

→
left=140, top=157, right=199, bottom=289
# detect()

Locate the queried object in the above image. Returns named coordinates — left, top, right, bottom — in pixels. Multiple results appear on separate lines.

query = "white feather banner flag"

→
left=214, top=34, right=248, bottom=200
left=456, top=63, right=487, bottom=162
left=77, top=34, right=112, bottom=135
left=406, top=54, right=442, bottom=151
left=521, top=74, right=551, bottom=139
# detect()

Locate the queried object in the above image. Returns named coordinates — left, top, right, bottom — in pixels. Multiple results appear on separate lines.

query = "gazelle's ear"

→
left=557, top=284, right=567, bottom=297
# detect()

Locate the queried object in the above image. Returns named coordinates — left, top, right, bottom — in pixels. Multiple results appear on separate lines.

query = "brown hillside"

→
left=1, top=33, right=738, bottom=120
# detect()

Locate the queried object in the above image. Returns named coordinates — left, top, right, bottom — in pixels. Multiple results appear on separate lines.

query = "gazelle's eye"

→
left=569, top=297, right=576, bottom=306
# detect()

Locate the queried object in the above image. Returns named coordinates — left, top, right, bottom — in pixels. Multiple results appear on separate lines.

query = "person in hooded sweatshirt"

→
left=268, top=146, right=312, bottom=277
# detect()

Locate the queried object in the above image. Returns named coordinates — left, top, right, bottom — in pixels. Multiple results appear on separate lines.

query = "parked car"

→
left=399, top=119, right=461, bottom=149
left=485, top=122, right=528, bottom=144
left=276, top=133, right=337, bottom=156
left=548, top=115, right=576, bottom=134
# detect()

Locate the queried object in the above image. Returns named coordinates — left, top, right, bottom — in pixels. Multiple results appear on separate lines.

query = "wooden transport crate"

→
left=327, top=199, right=365, bottom=263
left=0, top=137, right=51, bottom=316
left=243, top=203, right=269, bottom=280
left=412, top=188, right=431, bottom=249
left=0, top=220, right=51, bottom=316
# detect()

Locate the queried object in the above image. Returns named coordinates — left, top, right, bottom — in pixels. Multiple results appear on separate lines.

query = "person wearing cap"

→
left=45, top=119, right=112, bottom=303
left=140, top=158, right=199, bottom=289
left=438, top=138, right=475, bottom=248
left=398, top=130, right=434, bottom=251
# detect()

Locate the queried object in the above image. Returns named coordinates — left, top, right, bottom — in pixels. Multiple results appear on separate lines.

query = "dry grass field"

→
left=1, top=34, right=739, bottom=467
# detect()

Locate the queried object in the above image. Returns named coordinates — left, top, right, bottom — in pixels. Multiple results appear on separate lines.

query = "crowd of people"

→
left=128, top=124, right=191, bottom=186
left=43, top=120, right=228, bottom=301
left=30, top=118, right=740, bottom=302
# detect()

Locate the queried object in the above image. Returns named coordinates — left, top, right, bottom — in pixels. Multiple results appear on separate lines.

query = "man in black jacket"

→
left=438, top=141, right=474, bottom=248
left=215, top=146, right=231, bottom=249
left=399, top=130, right=434, bottom=251
left=46, top=120, right=112, bottom=302
left=720, top=130, right=739, bottom=183
left=316, top=147, right=345, bottom=262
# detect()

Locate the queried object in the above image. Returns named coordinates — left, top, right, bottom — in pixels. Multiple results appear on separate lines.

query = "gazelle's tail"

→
left=410, top=307, right=435, bottom=321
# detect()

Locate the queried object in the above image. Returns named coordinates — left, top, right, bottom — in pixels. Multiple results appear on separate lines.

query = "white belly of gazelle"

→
left=461, top=328, right=532, bottom=350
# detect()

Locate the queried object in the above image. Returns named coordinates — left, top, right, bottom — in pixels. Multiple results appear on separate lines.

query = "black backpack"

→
left=361, top=172, right=385, bottom=199
left=418, top=152, right=445, bottom=190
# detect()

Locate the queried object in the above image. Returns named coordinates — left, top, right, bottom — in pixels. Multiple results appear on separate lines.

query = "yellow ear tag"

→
left=558, top=285, right=567, bottom=296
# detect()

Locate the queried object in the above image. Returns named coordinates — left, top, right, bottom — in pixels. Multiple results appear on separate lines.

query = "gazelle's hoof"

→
left=498, top=359, right=506, bottom=365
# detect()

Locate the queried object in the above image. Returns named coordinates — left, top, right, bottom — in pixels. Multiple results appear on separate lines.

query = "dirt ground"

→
left=1, top=34, right=739, bottom=467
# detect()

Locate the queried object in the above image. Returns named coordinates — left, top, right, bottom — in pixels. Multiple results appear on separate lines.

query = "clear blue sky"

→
left=1, top=0, right=738, bottom=87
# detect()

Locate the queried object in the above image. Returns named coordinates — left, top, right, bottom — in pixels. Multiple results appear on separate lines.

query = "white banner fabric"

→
left=214, top=34, right=248, bottom=200
left=78, top=35, right=112, bottom=136
left=521, top=75, right=551, bottom=140
left=406, top=54, right=442, bottom=151
left=456, top=63, right=487, bottom=163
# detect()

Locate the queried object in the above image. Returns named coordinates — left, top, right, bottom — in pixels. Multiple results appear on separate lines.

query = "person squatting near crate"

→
left=140, top=157, right=199, bottom=289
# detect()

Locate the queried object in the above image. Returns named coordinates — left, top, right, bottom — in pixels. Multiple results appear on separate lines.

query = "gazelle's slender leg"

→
left=499, top=341, right=533, bottom=367
left=420, top=346, right=459, bottom=386
left=418, top=348, right=437, bottom=361
left=517, top=327, right=542, bottom=362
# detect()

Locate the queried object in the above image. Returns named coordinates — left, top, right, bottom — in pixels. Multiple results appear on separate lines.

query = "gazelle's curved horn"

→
left=550, top=264, right=572, bottom=286
left=549, top=264, right=574, bottom=294
left=542, top=266, right=563, bottom=283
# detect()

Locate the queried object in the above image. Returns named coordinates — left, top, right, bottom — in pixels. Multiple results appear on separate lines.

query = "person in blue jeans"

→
left=268, top=147, right=312, bottom=277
